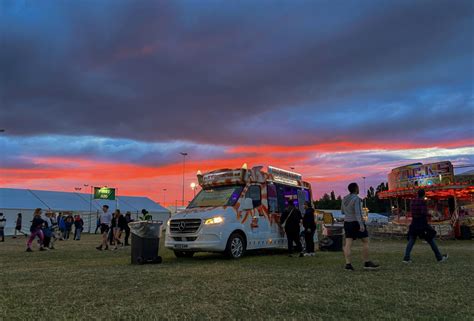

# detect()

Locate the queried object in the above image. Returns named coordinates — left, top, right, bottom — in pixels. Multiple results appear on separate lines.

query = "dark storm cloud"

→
left=0, top=0, right=473, bottom=146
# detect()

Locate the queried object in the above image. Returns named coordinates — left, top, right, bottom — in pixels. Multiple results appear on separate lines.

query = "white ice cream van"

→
left=165, top=165, right=313, bottom=259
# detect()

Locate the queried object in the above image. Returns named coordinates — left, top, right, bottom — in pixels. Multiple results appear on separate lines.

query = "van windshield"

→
left=188, top=186, right=243, bottom=208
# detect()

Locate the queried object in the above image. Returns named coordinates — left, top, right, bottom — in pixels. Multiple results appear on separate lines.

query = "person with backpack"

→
left=280, top=200, right=303, bottom=257
left=403, top=189, right=448, bottom=263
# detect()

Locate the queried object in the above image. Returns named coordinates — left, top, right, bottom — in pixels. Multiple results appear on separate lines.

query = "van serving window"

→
left=267, top=184, right=278, bottom=213
left=245, top=185, right=261, bottom=208
left=275, top=183, right=311, bottom=212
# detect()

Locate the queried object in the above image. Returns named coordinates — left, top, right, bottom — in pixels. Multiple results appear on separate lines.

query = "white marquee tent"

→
left=0, top=188, right=170, bottom=235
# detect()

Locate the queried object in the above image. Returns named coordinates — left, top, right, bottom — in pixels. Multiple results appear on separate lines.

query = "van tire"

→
left=174, top=250, right=195, bottom=258
left=224, top=232, right=246, bottom=259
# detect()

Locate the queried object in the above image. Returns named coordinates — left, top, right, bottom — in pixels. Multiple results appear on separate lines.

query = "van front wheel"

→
left=225, top=232, right=245, bottom=259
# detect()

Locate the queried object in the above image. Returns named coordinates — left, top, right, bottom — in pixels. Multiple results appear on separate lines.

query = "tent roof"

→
left=30, top=190, right=90, bottom=211
left=0, top=188, right=46, bottom=210
left=0, top=188, right=169, bottom=214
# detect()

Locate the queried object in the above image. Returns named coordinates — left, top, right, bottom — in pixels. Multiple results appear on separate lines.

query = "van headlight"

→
left=204, top=216, right=224, bottom=225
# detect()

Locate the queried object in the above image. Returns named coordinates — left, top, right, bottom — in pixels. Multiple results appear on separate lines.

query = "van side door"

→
left=243, top=184, right=269, bottom=246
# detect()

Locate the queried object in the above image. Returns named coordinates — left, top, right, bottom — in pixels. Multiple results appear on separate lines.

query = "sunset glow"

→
left=1, top=1, right=472, bottom=205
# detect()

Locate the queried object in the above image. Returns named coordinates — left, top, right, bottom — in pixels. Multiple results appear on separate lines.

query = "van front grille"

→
left=170, top=219, right=201, bottom=234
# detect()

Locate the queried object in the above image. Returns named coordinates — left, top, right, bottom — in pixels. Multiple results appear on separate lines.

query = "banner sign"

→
left=268, top=166, right=302, bottom=186
left=202, top=170, right=245, bottom=186
left=94, top=187, right=116, bottom=200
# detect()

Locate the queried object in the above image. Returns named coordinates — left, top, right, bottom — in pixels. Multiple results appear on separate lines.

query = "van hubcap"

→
left=231, top=237, right=243, bottom=258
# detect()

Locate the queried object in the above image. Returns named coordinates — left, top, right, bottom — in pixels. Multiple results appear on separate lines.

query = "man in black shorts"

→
left=342, top=182, right=379, bottom=271
left=96, top=205, right=112, bottom=251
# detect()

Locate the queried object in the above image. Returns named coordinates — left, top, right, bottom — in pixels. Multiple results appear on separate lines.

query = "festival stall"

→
left=378, top=162, right=474, bottom=239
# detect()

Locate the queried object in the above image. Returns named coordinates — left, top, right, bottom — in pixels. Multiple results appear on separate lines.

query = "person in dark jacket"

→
left=403, top=189, right=448, bottom=263
left=64, top=215, right=74, bottom=240
left=280, top=200, right=303, bottom=257
left=0, top=213, right=6, bottom=242
left=58, top=213, right=66, bottom=240
left=124, top=212, right=134, bottom=246
left=13, top=213, right=27, bottom=238
left=111, top=209, right=126, bottom=250
left=73, top=215, right=84, bottom=240
left=26, top=208, right=46, bottom=252
left=303, top=201, right=316, bottom=256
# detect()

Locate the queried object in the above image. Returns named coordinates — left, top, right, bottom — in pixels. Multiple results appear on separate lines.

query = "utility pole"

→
left=180, top=152, right=188, bottom=206
left=362, top=176, right=367, bottom=208
left=162, top=188, right=167, bottom=207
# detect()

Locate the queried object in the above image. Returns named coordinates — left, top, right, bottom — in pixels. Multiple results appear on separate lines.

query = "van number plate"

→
left=175, top=244, right=188, bottom=249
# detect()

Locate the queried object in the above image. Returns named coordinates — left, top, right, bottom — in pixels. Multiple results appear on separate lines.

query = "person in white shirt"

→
left=96, top=205, right=112, bottom=251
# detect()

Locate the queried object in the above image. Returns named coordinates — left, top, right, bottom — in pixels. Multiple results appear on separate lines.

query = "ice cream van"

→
left=165, top=165, right=313, bottom=259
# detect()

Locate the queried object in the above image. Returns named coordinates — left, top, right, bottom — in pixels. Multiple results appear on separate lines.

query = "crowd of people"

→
left=96, top=205, right=134, bottom=251
left=279, top=182, right=448, bottom=270
left=23, top=210, right=87, bottom=251
left=1, top=184, right=449, bottom=269
left=1, top=207, right=136, bottom=252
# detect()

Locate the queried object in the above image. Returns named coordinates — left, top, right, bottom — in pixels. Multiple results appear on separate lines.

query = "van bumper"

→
left=165, top=232, right=227, bottom=252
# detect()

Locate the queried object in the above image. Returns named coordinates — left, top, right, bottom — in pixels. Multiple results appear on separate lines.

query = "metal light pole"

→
left=84, top=184, right=92, bottom=233
left=362, top=176, right=366, bottom=208
left=162, top=188, right=167, bottom=207
left=180, top=152, right=188, bottom=206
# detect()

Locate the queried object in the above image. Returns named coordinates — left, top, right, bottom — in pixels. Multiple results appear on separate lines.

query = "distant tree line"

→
left=313, top=182, right=390, bottom=214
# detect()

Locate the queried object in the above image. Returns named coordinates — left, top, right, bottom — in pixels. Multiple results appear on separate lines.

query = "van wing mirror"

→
left=241, top=198, right=254, bottom=210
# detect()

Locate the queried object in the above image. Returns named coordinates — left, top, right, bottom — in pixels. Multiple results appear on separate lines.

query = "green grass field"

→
left=0, top=234, right=473, bottom=320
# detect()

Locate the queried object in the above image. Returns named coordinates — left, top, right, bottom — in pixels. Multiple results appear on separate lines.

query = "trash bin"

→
left=320, top=224, right=344, bottom=251
left=129, top=221, right=163, bottom=265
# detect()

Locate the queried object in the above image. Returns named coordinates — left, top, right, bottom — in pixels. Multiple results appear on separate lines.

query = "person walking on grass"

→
left=0, top=213, right=6, bottom=242
left=41, top=212, right=53, bottom=249
left=49, top=213, right=58, bottom=249
left=280, top=200, right=303, bottom=257
left=403, top=189, right=448, bottom=264
left=58, top=213, right=66, bottom=240
left=94, top=216, right=101, bottom=234
left=111, top=210, right=128, bottom=250
left=26, top=208, right=46, bottom=252
left=74, top=215, right=84, bottom=240
left=303, top=201, right=316, bottom=256
left=342, top=182, right=379, bottom=271
left=124, top=212, right=133, bottom=246
left=96, top=205, right=112, bottom=251
left=13, top=213, right=27, bottom=238
left=64, top=215, right=74, bottom=240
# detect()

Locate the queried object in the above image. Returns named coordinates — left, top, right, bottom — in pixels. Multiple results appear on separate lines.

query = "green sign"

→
left=94, top=187, right=116, bottom=200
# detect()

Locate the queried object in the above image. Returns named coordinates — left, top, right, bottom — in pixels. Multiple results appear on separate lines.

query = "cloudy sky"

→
left=1, top=0, right=473, bottom=204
